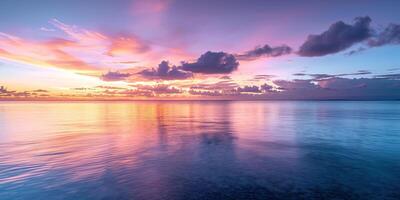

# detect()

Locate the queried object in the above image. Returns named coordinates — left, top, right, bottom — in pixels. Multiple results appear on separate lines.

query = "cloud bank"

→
left=101, top=71, right=132, bottom=81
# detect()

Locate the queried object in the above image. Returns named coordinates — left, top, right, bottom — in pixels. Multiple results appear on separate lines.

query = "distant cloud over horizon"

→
left=293, top=70, right=372, bottom=80
left=101, top=71, right=132, bottom=82
left=2, top=73, right=400, bottom=100
left=236, top=44, right=292, bottom=60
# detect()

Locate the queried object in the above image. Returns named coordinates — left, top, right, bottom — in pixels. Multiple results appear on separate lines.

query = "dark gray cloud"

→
left=181, top=51, right=239, bottom=74
left=71, top=87, right=96, bottom=91
left=387, top=68, right=400, bottom=72
left=318, top=77, right=400, bottom=91
left=0, top=86, right=10, bottom=93
left=274, top=79, right=319, bottom=91
left=139, top=61, right=193, bottom=80
left=236, top=84, right=274, bottom=93
left=109, top=46, right=291, bottom=82
left=152, top=85, right=182, bottom=94
left=298, top=16, right=372, bottom=57
left=138, top=51, right=239, bottom=80
left=189, top=90, right=222, bottom=96
left=95, top=86, right=126, bottom=90
left=237, top=85, right=262, bottom=93
left=293, top=70, right=371, bottom=80
left=345, top=47, right=367, bottom=56
left=31, top=89, right=49, bottom=93
left=368, top=23, right=400, bottom=47
left=344, top=23, right=400, bottom=54
left=237, top=44, right=292, bottom=60
left=101, top=71, right=132, bottom=81
left=219, top=75, right=231, bottom=79
left=189, top=80, right=239, bottom=91
left=260, top=83, right=273, bottom=92
left=253, top=74, right=276, bottom=80
left=132, top=84, right=183, bottom=94
left=188, top=81, right=276, bottom=97
left=109, top=89, right=154, bottom=97
left=0, top=86, right=32, bottom=98
left=374, top=73, right=400, bottom=79
left=102, top=84, right=183, bottom=97
left=270, top=77, right=400, bottom=100
left=0, top=86, right=15, bottom=96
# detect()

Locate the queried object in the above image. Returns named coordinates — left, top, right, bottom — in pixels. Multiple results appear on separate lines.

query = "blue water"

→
left=0, top=101, right=399, bottom=200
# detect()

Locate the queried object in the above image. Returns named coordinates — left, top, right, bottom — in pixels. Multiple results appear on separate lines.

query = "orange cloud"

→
left=107, top=35, right=150, bottom=57
left=0, top=19, right=157, bottom=74
left=0, top=33, right=97, bottom=72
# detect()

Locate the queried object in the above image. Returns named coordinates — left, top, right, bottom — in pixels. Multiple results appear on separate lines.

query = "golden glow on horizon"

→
left=0, top=18, right=291, bottom=100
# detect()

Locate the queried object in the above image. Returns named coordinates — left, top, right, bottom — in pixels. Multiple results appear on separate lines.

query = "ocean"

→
left=0, top=101, right=399, bottom=199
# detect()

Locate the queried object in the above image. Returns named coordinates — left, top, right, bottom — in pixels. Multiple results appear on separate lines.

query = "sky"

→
left=1, top=0, right=400, bottom=100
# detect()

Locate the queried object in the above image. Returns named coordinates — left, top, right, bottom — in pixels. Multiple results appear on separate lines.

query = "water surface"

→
left=0, top=101, right=399, bottom=199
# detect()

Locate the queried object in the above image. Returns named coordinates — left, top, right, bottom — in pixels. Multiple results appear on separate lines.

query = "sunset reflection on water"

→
left=0, top=101, right=399, bottom=199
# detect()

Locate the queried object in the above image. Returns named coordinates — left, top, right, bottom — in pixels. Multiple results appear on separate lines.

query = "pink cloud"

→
left=0, top=32, right=98, bottom=71
left=0, top=19, right=179, bottom=74
left=107, top=35, right=150, bottom=57
left=132, top=0, right=171, bottom=14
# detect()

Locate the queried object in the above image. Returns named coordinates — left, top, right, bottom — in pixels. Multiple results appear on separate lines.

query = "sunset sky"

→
left=1, top=0, right=400, bottom=100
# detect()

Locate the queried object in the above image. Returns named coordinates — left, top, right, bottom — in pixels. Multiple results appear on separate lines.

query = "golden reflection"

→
left=0, top=101, right=302, bottom=186
left=0, top=102, right=237, bottom=183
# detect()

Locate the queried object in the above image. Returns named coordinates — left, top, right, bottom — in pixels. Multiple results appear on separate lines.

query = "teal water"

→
left=0, top=101, right=399, bottom=199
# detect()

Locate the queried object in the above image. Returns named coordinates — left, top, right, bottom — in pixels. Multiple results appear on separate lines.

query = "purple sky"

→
left=1, top=0, right=400, bottom=100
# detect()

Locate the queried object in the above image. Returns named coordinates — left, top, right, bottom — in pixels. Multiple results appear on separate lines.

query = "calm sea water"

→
left=0, top=101, right=399, bottom=200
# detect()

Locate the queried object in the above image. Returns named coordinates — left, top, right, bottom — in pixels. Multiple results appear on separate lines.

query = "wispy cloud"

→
left=39, top=27, right=56, bottom=32
left=293, top=70, right=372, bottom=80
left=101, top=71, right=132, bottom=82
left=236, top=44, right=292, bottom=61
left=0, top=19, right=155, bottom=74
